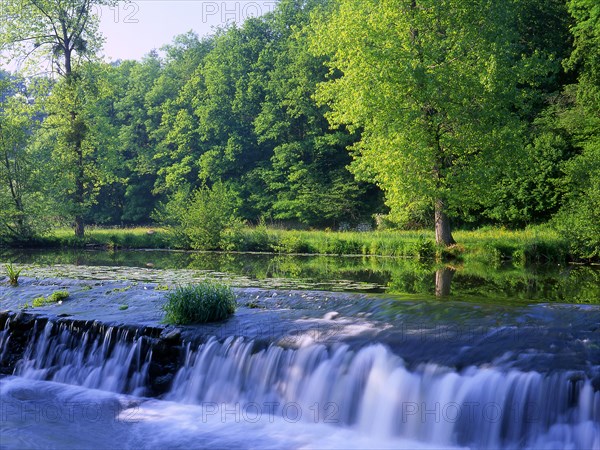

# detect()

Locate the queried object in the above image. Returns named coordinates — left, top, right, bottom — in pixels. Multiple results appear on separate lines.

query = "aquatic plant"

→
left=5, top=263, right=23, bottom=286
left=32, top=290, right=69, bottom=307
left=162, top=282, right=236, bottom=325
left=32, top=296, right=46, bottom=307
left=48, top=290, right=69, bottom=302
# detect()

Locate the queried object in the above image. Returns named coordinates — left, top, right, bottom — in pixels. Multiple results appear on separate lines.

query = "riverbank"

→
left=2, top=225, right=581, bottom=265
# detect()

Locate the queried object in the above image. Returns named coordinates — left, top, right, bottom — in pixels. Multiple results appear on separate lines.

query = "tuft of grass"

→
left=5, top=263, right=23, bottom=286
left=33, top=290, right=69, bottom=307
left=162, top=282, right=236, bottom=325
left=31, top=296, right=46, bottom=308
left=48, top=290, right=69, bottom=302
left=32, top=296, right=46, bottom=307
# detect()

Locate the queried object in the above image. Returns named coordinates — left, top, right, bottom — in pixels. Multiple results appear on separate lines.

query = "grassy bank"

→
left=5, top=225, right=575, bottom=266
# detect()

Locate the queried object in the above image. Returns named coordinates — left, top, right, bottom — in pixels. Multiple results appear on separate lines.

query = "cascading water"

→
left=166, top=337, right=600, bottom=449
left=11, top=320, right=151, bottom=396
left=1, top=317, right=598, bottom=449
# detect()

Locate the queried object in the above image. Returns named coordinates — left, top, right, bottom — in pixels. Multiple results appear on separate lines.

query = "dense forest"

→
left=0, top=0, right=598, bottom=257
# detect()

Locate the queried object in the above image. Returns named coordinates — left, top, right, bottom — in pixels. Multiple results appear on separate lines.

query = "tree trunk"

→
left=71, top=98, right=85, bottom=239
left=435, top=266, right=455, bottom=297
left=434, top=198, right=455, bottom=246
left=74, top=216, right=84, bottom=237
left=73, top=154, right=85, bottom=237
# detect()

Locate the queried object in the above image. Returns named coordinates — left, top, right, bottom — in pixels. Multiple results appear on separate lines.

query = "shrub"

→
left=273, top=233, right=312, bottom=254
left=156, top=182, right=239, bottom=250
left=162, top=282, right=237, bottom=325
left=411, top=237, right=435, bottom=260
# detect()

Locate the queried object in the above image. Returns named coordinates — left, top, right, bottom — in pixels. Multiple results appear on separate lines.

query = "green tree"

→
left=554, top=0, right=600, bottom=258
left=1, top=0, right=116, bottom=236
left=477, top=0, right=574, bottom=227
left=151, top=33, right=214, bottom=196
left=255, top=0, right=382, bottom=226
left=0, top=75, right=51, bottom=240
left=310, top=0, right=556, bottom=245
left=88, top=54, right=164, bottom=225
left=193, top=21, right=273, bottom=220
left=34, top=63, right=119, bottom=231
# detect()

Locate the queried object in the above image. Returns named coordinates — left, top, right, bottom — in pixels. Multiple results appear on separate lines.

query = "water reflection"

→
left=435, top=267, right=455, bottom=297
left=1, top=249, right=598, bottom=303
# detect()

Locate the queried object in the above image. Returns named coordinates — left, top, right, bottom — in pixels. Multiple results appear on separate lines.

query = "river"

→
left=0, top=249, right=598, bottom=449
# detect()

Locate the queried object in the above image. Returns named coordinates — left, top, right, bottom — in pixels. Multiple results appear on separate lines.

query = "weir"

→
left=1, top=311, right=598, bottom=449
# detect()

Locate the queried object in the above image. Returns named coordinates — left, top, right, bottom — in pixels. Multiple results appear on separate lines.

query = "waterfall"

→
left=168, top=337, right=600, bottom=449
left=12, top=320, right=151, bottom=397
left=2, top=319, right=598, bottom=449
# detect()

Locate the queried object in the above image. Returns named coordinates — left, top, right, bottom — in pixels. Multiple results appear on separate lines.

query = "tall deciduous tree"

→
left=310, top=0, right=551, bottom=245
left=1, top=0, right=116, bottom=236
left=255, top=0, right=381, bottom=226
left=0, top=75, right=50, bottom=240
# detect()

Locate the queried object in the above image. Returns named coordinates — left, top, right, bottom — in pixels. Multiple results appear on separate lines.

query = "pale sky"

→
left=98, top=1, right=278, bottom=62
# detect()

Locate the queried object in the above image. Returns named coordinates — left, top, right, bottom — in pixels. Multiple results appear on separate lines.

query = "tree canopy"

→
left=0, top=0, right=598, bottom=255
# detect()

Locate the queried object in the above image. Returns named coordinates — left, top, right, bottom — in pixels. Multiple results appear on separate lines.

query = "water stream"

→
left=1, top=314, right=599, bottom=449
left=1, top=250, right=599, bottom=448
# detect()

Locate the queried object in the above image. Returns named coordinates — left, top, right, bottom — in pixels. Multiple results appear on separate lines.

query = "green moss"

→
left=47, top=290, right=69, bottom=302
left=32, top=296, right=46, bottom=307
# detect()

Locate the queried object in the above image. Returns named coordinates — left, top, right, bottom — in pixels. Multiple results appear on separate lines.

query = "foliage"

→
left=155, top=182, right=239, bottom=250
left=0, top=0, right=598, bottom=260
left=4, top=263, right=22, bottom=286
left=552, top=0, right=600, bottom=259
left=48, top=290, right=69, bottom=302
left=0, top=75, right=52, bottom=242
left=309, top=0, right=561, bottom=244
left=0, top=0, right=118, bottom=237
left=162, top=282, right=236, bottom=324
left=32, top=296, right=46, bottom=307
left=554, top=153, right=600, bottom=258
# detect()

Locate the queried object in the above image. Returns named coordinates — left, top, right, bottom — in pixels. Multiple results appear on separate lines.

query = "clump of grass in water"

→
left=32, top=296, right=46, bottom=307
left=162, top=282, right=236, bottom=325
left=5, top=263, right=23, bottom=286
left=32, top=290, right=69, bottom=307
